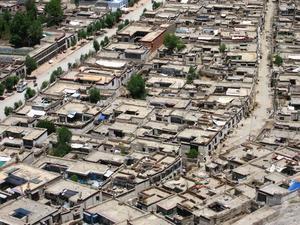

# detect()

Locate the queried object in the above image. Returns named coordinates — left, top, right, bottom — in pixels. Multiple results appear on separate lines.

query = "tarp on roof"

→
left=288, top=179, right=300, bottom=192
left=67, top=111, right=76, bottom=118
left=5, top=175, right=27, bottom=186
left=97, top=113, right=106, bottom=122
left=27, top=109, right=46, bottom=117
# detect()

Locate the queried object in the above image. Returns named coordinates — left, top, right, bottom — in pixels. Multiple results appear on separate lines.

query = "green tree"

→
left=25, top=0, right=38, bottom=19
left=186, top=148, right=198, bottom=159
left=104, top=36, right=109, bottom=45
left=41, top=80, right=49, bottom=89
left=52, top=142, right=71, bottom=157
left=44, top=0, right=64, bottom=26
left=57, top=126, right=72, bottom=143
left=37, top=119, right=56, bottom=134
left=163, top=33, right=185, bottom=52
left=14, top=100, right=22, bottom=109
left=186, top=66, right=198, bottom=84
left=152, top=1, right=161, bottom=10
left=127, top=74, right=146, bottom=99
left=93, top=39, right=100, bottom=52
left=74, top=0, right=80, bottom=8
left=0, top=83, right=5, bottom=96
left=25, top=87, right=36, bottom=99
left=9, top=11, right=42, bottom=47
left=50, top=73, right=57, bottom=83
left=219, top=43, right=227, bottom=53
left=25, top=55, right=37, bottom=75
left=5, top=76, right=15, bottom=91
left=105, top=14, right=114, bottom=28
left=70, top=174, right=79, bottom=182
left=274, top=54, right=283, bottom=67
left=12, top=76, right=19, bottom=86
left=89, top=87, right=101, bottom=103
left=4, top=106, right=13, bottom=116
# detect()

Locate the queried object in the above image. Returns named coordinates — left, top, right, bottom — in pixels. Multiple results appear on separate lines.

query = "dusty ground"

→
left=266, top=197, right=300, bottom=225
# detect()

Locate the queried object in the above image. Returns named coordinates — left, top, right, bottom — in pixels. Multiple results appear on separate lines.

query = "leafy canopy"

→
left=127, top=74, right=146, bottom=99
left=163, top=33, right=186, bottom=52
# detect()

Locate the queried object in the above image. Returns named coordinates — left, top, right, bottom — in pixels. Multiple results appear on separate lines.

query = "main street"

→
left=216, top=0, right=275, bottom=154
left=0, top=0, right=152, bottom=119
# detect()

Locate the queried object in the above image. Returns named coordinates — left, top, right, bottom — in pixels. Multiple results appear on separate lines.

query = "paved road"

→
left=0, top=1, right=152, bottom=120
left=216, top=0, right=275, bottom=153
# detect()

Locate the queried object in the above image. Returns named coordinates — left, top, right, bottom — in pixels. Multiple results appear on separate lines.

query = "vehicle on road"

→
left=16, top=81, right=28, bottom=93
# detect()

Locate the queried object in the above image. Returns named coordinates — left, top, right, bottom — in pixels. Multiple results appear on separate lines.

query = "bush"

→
left=25, top=87, right=36, bottom=99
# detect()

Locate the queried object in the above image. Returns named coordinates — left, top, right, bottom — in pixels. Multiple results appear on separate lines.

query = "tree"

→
left=219, top=43, right=227, bottom=53
left=186, top=148, right=198, bottom=159
left=12, top=76, right=19, bottom=86
left=274, top=54, right=283, bottom=67
left=186, top=66, right=198, bottom=84
left=5, top=76, right=15, bottom=91
left=25, top=0, right=38, bottom=19
left=44, top=0, right=64, bottom=26
left=0, top=83, right=5, bottom=96
left=52, top=142, right=71, bottom=157
left=25, top=87, right=36, bottom=99
left=89, top=87, right=100, bottom=103
left=93, top=39, right=100, bottom=52
left=50, top=73, right=56, bottom=83
left=25, top=55, right=37, bottom=75
left=152, top=1, right=161, bottom=10
left=41, top=80, right=49, bottom=89
left=127, top=74, right=146, bottom=99
left=163, top=33, right=185, bottom=52
left=74, top=0, right=80, bottom=8
left=4, top=106, right=13, bottom=116
left=105, top=14, right=114, bottom=28
left=70, top=174, right=79, bottom=182
left=104, top=36, right=109, bottom=45
left=57, top=126, right=72, bottom=143
left=14, top=100, right=22, bottom=109
left=9, top=12, right=42, bottom=48
left=37, top=119, right=56, bottom=134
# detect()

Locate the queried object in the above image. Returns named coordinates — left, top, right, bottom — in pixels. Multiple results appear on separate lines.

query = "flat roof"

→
left=0, top=198, right=57, bottom=225
left=87, top=199, right=144, bottom=223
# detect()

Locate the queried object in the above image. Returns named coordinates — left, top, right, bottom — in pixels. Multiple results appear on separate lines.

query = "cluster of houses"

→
left=0, top=0, right=299, bottom=225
